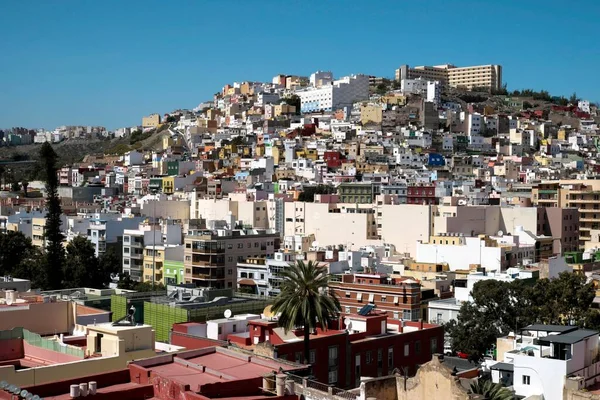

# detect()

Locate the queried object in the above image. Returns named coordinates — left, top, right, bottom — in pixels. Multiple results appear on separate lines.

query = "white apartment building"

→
left=416, top=235, right=508, bottom=272
left=400, top=78, right=428, bottom=94
left=207, top=314, right=262, bottom=341
left=465, top=112, right=482, bottom=135
left=237, top=258, right=269, bottom=296
left=491, top=325, right=600, bottom=400
left=426, top=81, right=441, bottom=105
left=122, top=228, right=161, bottom=281
left=296, top=74, right=369, bottom=113
left=309, top=71, right=333, bottom=87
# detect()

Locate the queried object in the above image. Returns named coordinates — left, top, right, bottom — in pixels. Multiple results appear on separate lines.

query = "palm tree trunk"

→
left=304, top=326, right=310, bottom=367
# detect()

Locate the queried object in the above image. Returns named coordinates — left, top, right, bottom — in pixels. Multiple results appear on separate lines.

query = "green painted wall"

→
left=163, top=260, right=184, bottom=285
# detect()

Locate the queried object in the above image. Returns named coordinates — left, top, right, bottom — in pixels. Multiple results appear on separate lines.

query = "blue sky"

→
left=1, top=0, right=598, bottom=130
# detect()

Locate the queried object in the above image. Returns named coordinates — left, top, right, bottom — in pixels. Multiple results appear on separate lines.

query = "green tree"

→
left=469, top=379, right=514, bottom=400
left=530, top=272, right=595, bottom=326
left=569, top=92, right=579, bottom=105
left=134, top=281, right=165, bottom=292
left=0, top=165, right=5, bottom=190
left=99, top=246, right=122, bottom=284
left=117, top=272, right=135, bottom=290
left=63, top=236, right=101, bottom=288
left=40, top=142, right=65, bottom=290
left=298, top=185, right=336, bottom=202
left=445, top=280, right=534, bottom=359
left=10, top=247, right=47, bottom=289
left=271, top=261, right=340, bottom=364
left=283, top=94, right=301, bottom=115
left=375, top=83, right=388, bottom=96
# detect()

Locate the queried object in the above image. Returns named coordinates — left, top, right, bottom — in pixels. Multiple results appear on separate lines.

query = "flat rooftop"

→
left=133, top=347, right=307, bottom=390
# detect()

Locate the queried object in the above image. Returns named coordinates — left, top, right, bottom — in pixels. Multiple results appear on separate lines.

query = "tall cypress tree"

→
left=40, top=142, right=64, bottom=289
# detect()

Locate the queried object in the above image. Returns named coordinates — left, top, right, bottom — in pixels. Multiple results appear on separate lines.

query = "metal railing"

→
left=22, top=329, right=85, bottom=358
left=284, top=372, right=359, bottom=400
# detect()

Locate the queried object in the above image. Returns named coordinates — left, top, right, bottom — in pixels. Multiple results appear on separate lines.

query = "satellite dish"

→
left=6, top=299, right=12, bottom=306
left=224, top=309, right=232, bottom=319
left=311, top=241, right=319, bottom=248
left=497, top=230, right=504, bottom=237
left=344, top=318, right=352, bottom=331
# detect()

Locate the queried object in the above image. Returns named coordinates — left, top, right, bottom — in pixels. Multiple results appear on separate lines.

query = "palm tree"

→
left=469, top=379, right=513, bottom=400
left=271, top=260, right=340, bottom=365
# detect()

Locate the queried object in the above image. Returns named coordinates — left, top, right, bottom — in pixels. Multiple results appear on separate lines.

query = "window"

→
left=232, top=324, right=237, bottom=333
left=404, top=344, right=410, bottom=356
left=431, top=337, right=438, bottom=353
left=366, top=351, right=372, bottom=364
left=228, top=269, right=232, bottom=275
left=310, top=349, right=316, bottom=364
left=218, top=327, right=222, bottom=334
left=345, top=306, right=351, bottom=314
left=328, top=369, right=338, bottom=384
left=522, top=375, right=531, bottom=385
left=388, top=347, right=394, bottom=368
left=295, top=352, right=302, bottom=363
left=415, top=340, right=421, bottom=354
left=328, top=346, right=338, bottom=366
left=377, top=349, right=383, bottom=368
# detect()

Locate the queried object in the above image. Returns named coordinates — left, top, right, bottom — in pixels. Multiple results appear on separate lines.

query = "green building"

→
left=338, top=182, right=381, bottom=204
left=167, top=161, right=179, bottom=176
left=164, top=260, right=185, bottom=285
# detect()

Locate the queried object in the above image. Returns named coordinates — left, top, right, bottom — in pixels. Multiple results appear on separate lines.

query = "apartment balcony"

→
left=537, top=197, right=557, bottom=202
left=190, top=274, right=222, bottom=281
left=567, top=199, right=600, bottom=204
left=194, top=261, right=223, bottom=270
left=577, top=208, right=600, bottom=213
left=188, top=247, right=225, bottom=254
left=579, top=218, right=600, bottom=223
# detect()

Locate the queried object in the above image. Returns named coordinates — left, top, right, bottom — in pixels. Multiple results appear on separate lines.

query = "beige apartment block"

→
left=142, top=113, right=161, bottom=128
left=32, top=217, right=46, bottom=247
left=360, top=104, right=383, bottom=125
left=396, top=63, right=502, bottom=90
left=532, top=180, right=600, bottom=249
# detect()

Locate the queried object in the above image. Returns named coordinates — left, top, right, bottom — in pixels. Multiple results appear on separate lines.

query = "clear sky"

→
left=1, top=0, right=598, bottom=130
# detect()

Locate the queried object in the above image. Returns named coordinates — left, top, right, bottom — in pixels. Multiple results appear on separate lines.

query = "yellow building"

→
left=380, top=95, right=407, bottom=106
left=143, top=245, right=165, bottom=284
left=142, top=113, right=161, bottom=129
left=162, top=176, right=174, bottom=195
left=271, top=146, right=282, bottom=165
left=32, top=217, right=46, bottom=248
left=274, top=103, right=296, bottom=117
left=360, top=104, right=383, bottom=125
